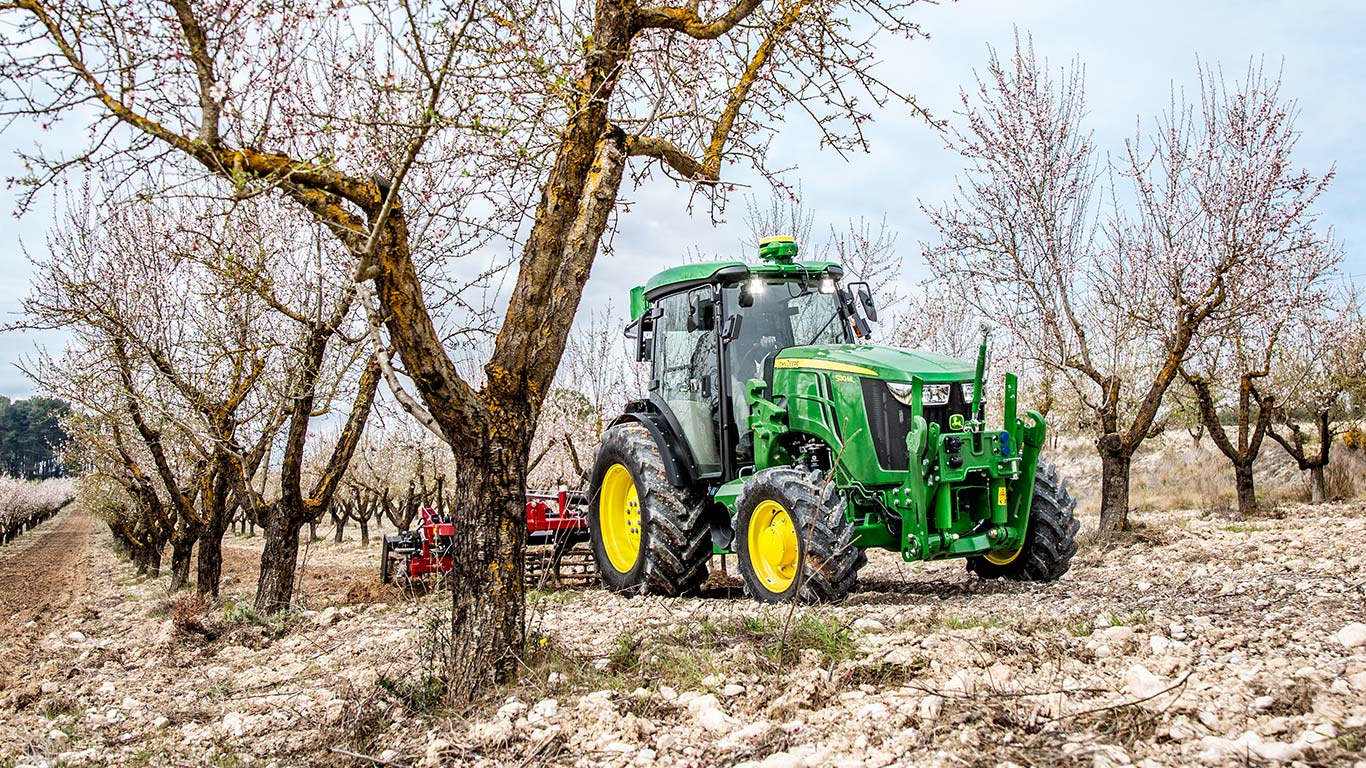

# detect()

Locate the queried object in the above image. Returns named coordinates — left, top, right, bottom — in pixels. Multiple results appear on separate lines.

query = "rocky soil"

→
left=2, top=500, right=1364, bottom=768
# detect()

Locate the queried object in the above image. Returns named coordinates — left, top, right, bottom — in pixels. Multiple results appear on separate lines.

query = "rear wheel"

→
left=587, top=422, right=710, bottom=596
left=968, top=462, right=1079, bottom=581
left=379, top=538, right=393, bottom=584
left=734, top=468, right=864, bottom=603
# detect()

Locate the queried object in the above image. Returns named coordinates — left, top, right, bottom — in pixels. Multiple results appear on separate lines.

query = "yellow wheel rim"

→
left=985, top=545, right=1023, bottom=566
left=599, top=464, right=642, bottom=573
left=747, top=500, right=799, bottom=593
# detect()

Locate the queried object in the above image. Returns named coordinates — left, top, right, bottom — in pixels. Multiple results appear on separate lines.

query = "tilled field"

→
left=1, top=502, right=1364, bottom=768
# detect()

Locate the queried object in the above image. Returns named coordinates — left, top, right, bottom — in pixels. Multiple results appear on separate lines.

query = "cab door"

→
left=651, top=288, right=722, bottom=478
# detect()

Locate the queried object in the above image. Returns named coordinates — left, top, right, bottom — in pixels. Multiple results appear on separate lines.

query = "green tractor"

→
left=586, top=236, right=1079, bottom=603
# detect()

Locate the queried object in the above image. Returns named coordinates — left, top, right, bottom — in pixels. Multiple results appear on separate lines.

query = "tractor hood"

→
left=774, top=344, right=974, bottom=382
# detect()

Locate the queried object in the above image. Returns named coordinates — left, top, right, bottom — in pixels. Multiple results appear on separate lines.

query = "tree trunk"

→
left=359, top=518, right=370, bottom=547
left=308, top=520, right=318, bottom=541
left=196, top=529, right=225, bottom=599
left=1234, top=462, right=1258, bottom=517
left=333, top=513, right=345, bottom=544
left=138, top=542, right=163, bottom=577
left=255, top=509, right=304, bottom=612
left=443, top=440, right=528, bottom=701
left=1309, top=465, right=1326, bottom=503
left=169, top=536, right=196, bottom=591
left=1097, top=450, right=1132, bottom=535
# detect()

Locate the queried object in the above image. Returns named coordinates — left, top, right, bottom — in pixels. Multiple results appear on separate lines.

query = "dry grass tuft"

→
left=170, top=591, right=210, bottom=636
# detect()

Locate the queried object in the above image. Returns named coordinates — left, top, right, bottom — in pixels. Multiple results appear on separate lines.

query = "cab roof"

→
left=632, top=259, right=841, bottom=321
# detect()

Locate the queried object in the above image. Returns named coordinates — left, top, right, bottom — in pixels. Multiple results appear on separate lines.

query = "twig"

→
left=330, top=746, right=410, bottom=767
left=1044, top=670, right=1193, bottom=722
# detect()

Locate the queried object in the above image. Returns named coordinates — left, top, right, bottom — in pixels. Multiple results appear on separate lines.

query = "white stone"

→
left=152, top=716, right=169, bottom=729
left=1336, top=623, right=1366, bottom=649
left=315, top=607, right=342, bottom=626
left=943, top=670, right=975, bottom=696
left=722, top=684, right=745, bottom=697
left=1123, top=664, right=1167, bottom=703
left=220, top=712, right=245, bottom=737
left=853, top=618, right=886, bottom=633
left=1250, top=740, right=1300, bottom=762
left=1094, top=643, right=1113, bottom=659
left=687, top=693, right=738, bottom=733
left=48, top=729, right=69, bottom=745
left=758, top=752, right=803, bottom=768
left=1149, top=635, right=1170, bottom=655
left=1099, top=626, right=1135, bottom=644
left=65, top=631, right=86, bottom=643
left=528, top=698, right=558, bottom=724
left=1251, top=696, right=1276, bottom=712
left=471, top=720, right=514, bottom=746
left=918, top=695, right=944, bottom=721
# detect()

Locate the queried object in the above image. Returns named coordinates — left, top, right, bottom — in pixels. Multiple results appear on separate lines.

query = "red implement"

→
left=380, top=489, right=590, bottom=582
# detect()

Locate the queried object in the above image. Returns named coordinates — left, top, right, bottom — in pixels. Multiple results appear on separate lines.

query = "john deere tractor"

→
left=587, top=236, right=1079, bottom=603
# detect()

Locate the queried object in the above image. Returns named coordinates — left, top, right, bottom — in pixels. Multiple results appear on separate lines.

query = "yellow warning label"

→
left=997, top=487, right=1007, bottom=506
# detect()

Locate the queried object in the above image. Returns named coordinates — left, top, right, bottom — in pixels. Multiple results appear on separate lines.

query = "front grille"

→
left=862, top=379, right=911, bottom=470
left=861, top=379, right=974, bottom=471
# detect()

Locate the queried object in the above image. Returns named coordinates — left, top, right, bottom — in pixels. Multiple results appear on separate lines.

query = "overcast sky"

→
left=2, top=0, right=1363, bottom=399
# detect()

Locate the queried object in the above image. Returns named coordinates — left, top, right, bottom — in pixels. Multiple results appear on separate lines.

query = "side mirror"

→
left=722, top=314, right=743, bottom=343
left=687, top=293, right=716, bottom=332
left=837, top=286, right=870, bottom=339
left=851, top=281, right=878, bottom=323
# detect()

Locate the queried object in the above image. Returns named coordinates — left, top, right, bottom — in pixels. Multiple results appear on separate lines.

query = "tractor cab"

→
left=625, top=236, right=876, bottom=483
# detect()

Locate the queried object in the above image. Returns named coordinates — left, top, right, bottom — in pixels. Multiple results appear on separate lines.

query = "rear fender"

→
left=609, top=404, right=695, bottom=489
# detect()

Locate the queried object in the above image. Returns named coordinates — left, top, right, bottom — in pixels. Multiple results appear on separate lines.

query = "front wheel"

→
left=587, top=423, right=710, bottom=596
left=734, top=468, right=865, bottom=604
left=968, top=462, right=1079, bottom=581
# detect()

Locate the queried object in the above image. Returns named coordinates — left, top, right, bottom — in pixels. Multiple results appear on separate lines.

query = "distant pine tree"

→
left=0, top=396, right=72, bottom=479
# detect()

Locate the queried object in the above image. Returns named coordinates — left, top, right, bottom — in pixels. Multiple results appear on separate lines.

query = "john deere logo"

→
left=949, top=414, right=965, bottom=431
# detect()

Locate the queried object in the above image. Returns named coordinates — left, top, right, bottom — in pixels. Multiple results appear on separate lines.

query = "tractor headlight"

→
left=885, top=382, right=951, bottom=407
left=885, top=381, right=915, bottom=406
left=924, top=384, right=951, bottom=406
left=961, top=382, right=974, bottom=403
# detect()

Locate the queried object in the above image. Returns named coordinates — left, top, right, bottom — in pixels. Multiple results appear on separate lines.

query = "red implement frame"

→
left=384, top=489, right=589, bottom=581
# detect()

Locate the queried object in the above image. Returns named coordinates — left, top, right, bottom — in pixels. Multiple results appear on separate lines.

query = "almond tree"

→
left=922, top=38, right=1334, bottom=533
left=3, top=0, right=933, bottom=697
left=1262, top=292, right=1366, bottom=502
left=1181, top=232, right=1338, bottom=517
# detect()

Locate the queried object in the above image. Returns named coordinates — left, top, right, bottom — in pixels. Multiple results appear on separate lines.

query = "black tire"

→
left=734, top=467, right=865, bottom=604
left=380, top=538, right=393, bottom=584
left=968, top=462, right=1079, bottom=581
left=587, top=422, right=711, bottom=596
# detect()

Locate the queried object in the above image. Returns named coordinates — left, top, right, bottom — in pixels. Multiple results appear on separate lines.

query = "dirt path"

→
left=0, top=505, right=95, bottom=691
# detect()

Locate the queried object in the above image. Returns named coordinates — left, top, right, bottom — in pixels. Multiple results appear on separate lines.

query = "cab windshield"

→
left=726, top=278, right=846, bottom=372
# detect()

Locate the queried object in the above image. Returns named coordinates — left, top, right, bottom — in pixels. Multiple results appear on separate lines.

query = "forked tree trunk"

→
left=1234, top=462, right=1258, bottom=517
left=1097, top=450, right=1132, bottom=534
left=256, top=508, right=304, bottom=612
left=1309, top=465, right=1326, bottom=503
